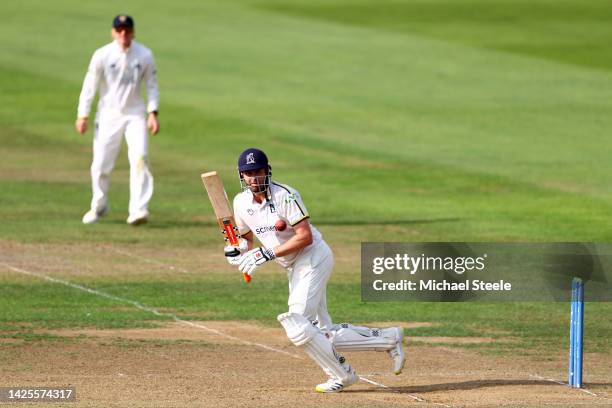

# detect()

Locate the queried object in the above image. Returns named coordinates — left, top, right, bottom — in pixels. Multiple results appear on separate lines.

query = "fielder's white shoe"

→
left=388, top=326, right=405, bottom=375
left=82, top=207, right=108, bottom=224
left=315, top=365, right=358, bottom=393
left=126, top=210, right=149, bottom=226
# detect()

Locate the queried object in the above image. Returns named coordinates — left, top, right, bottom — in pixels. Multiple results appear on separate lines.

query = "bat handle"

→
left=223, top=247, right=250, bottom=283
left=224, top=248, right=241, bottom=257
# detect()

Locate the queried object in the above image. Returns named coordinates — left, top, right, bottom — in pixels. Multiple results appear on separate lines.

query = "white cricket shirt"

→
left=233, top=182, right=323, bottom=268
left=77, top=40, right=159, bottom=117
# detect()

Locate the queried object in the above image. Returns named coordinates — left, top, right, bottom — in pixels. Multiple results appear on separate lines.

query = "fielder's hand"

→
left=147, top=112, right=160, bottom=135
left=75, top=117, right=88, bottom=134
left=224, top=239, right=249, bottom=266
left=239, top=247, right=276, bottom=276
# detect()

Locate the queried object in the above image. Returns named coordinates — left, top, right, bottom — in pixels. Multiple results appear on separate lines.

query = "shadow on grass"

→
left=348, top=379, right=612, bottom=393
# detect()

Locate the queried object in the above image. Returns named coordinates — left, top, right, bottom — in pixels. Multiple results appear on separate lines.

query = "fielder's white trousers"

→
left=287, top=240, right=334, bottom=333
left=90, top=111, right=153, bottom=216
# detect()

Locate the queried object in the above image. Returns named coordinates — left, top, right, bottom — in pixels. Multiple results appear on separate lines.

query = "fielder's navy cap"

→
left=113, top=15, right=134, bottom=29
left=238, top=148, right=269, bottom=172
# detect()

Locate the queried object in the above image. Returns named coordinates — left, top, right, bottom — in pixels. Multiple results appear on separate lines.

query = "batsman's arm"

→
left=236, top=221, right=312, bottom=278
left=271, top=219, right=312, bottom=257
left=241, top=230, right=254, bottom=250
left=233, top=207, right=253, bottom=250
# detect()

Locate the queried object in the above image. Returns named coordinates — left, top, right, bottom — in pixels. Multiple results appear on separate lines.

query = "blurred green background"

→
left=1, top=0, right=611, bottom=355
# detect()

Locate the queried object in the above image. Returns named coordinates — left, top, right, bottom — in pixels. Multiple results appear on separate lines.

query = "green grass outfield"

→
left=0, top=0, right=611, bottom=356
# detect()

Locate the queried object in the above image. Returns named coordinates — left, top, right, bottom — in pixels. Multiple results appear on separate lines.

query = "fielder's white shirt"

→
left=234, top=182, right=323, bottom=268
left=77, top=40, right=159, bottom=118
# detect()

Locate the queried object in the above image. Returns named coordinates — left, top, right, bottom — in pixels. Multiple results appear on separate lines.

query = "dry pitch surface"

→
left=1, top=242, right=611, bottom=407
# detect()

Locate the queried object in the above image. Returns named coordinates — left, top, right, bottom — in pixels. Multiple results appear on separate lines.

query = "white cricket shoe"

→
left=388, top=326, right=405, bottom=375
left=315, top=365, right=358, bottom=393
left=126, top=210, right=149, bottom=226
left=82, top=207, right=108, bottom=224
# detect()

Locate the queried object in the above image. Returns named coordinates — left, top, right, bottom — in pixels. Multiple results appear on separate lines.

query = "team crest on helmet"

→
left=119, top=15, right=127, bottom=22
left=246, top=153, right=255, bottom=164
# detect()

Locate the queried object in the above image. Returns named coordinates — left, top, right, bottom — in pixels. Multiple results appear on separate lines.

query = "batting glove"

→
left=238, top=247, right=276, bottom=276
left=225, top=239, right=249, bottom=266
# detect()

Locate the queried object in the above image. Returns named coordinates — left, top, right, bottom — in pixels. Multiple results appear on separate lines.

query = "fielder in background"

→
left=76, top=15, right=159, bottom=226
left=226, top=148, right=405, bottom=393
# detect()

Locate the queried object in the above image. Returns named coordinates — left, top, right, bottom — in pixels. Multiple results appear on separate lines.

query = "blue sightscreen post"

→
left=569, top=280, right=575, bottom=386
left=569, top=278, right=584, bottom=388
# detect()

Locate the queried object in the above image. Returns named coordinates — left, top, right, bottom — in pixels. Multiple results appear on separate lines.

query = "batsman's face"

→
left=242, top=168, right=268, bottom=194
left=112, top=27, right=134, bottom=49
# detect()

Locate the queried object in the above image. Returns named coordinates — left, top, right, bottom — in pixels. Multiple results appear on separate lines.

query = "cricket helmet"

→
left=237, top=148, right=272, bottom=193
left=238, top=148, right=269, bottom=172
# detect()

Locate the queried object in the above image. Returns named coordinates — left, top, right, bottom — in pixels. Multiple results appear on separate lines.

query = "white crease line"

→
left=109, top=248, right=190, bottom=274
left=178, top=319, right=303, bottom=359
left=359, top=377, right=423, bottom=402
left=0, top=262, right=299, bottom=360
left=1, top=261, right=449, bottom=406
left=359, top=377, right=452, bottom=408
left=531, top=374, right=610, bottom=400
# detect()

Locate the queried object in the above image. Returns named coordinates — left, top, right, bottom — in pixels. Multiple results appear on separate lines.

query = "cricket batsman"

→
left=76, top=15, right=159, bottom=225
left=226, top=148, right=405, bottom=393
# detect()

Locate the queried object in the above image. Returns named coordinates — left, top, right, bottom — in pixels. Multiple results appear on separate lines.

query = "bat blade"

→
left=201, top=171, right=251, bottom=283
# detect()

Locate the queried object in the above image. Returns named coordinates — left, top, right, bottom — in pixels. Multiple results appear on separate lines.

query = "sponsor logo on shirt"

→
left=255, top=225, right=276, bottom=234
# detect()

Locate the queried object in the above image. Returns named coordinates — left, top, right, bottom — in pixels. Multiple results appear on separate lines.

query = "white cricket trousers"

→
left=90, top=111, right=153, bottom=216
left=287, top=240, right=335, bottom=333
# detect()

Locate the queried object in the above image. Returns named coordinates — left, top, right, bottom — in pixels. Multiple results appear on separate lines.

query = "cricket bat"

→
left=201, top=171, right=251, bottom=283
